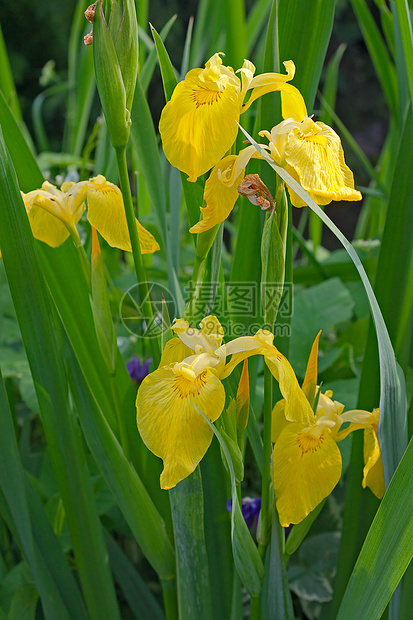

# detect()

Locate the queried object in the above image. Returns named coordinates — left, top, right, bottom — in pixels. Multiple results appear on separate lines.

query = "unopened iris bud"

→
left=89, top=0, right=138, bottom=149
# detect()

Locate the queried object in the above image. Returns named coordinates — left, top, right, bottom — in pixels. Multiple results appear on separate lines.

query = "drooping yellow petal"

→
left=86, top=175, right=160, bottom=254
left=190, top=146, right=261, bottom=233
left=280, top=84, right=308, bottom=122
left=271, top=399, right=289, bottom=444
left=283, top=122, right=362, bottom=206
left=221, top=331, right=314, bottom=426
left=302, top=330, right=321, bottom=406
left=363, top=427, right=385, bottom=499
left=136, top=366, right=225, bottom=489
left=241, top=60, right=296, bottom=113
left=273, top=423, right=342, bottom=526
left=23, top=192, right=73, bottom=247
left=159, top=65, right=241, bottom=182
left=190, top=155, right=244, bottom=233
left=22, top=182, right=87, bottom=248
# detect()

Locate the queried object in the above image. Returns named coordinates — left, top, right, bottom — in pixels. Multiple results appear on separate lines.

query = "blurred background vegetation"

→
left=0, top=0, right=386, bottom=161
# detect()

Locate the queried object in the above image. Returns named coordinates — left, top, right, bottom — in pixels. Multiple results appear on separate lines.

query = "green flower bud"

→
left=92, top=0, right=138, bottom=150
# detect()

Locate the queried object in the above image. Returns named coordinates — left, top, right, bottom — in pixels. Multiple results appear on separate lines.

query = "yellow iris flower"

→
left=136, top=316, right=314, bottom=490
left=189, top=64, right=362, bottom=234
left=21, top=175, right=159, bottom=253
left=159, top=53, right=295, bottom=182
left=271, top=333, right=382, bottom=527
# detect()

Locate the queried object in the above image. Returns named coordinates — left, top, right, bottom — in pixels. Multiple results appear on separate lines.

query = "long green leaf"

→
left=278, top=0, right=335, bottom=110
left=170, top=469, right=213, bottom=620
left=191, top=401, right=265, bottom=597
left=0, top=90, right=42, bottom=191
left=337, top=434, right=413, bottom=619
left=0, top=130, right=120, bottom=619
left=0, top=23, right=22, bottom=120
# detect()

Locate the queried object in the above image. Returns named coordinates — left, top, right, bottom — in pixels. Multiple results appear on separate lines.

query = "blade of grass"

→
left=278, top=0, right=336, bottom=110
left=394, top=0, right=413, bottom=107
left=336, top=434, right=413, bottom=620
left=139, top=15, right=177, bottom=93
left=0, top=23, right=22, bottom=121
left=169, top=469, right=214, bottom=620
left=0, top=89, right=43, bottom=191
left=223, top=0, right=246, bottom=68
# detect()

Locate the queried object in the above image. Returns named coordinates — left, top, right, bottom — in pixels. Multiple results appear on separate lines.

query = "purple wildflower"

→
left=127, top=357, right=152, bottom=384
left=227, top=496, right=262, bottom=533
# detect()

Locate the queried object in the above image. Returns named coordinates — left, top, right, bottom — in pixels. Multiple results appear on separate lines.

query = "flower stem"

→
left=115, top=147, right=160, bottom=366
left=259, top=363, right=273, bottom=559
left=161, top=578, right=178, bottom=620
left=69, top=226, right=91, bottom=289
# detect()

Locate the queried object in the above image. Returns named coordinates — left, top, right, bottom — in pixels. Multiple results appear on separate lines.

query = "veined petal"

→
left=86, top=176, right=160, bottom=254
left=363, top=427, right=385, bottom=499
left=283, top=122, right=363, bottom=206
left=273, top=423, right=342, bottom=526
left=159, top=68, right=241, bottom=182
left=136, top=366, right=225, bottom=489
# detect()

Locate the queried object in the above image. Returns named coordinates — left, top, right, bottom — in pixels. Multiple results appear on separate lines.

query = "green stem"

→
left=68, top=226, right=91, bottom=288
left=161, top=578, right=178, bottom=620
left=258, top=364, right=273, bottom=559
left=115, top=147, right=160, bottom=366
left=250, top=595, right=261, bottom=619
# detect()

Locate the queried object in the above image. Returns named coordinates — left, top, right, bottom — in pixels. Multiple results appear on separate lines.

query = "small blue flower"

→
left=227, top=496, right=261, bottom=533
left=127, top=357, right=152, bottom=384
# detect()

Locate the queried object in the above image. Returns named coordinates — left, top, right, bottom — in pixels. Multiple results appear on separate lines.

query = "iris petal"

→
left=86, top=176, right=160, bottom=254
left=189, top=155, right=244, bottom=233
left=273, top=423, right=342, bottom=526
left=136, top=366, right=225, bottom=489
left=283, top=123, right=362, bottom=206
left=159, top=69, right=241, bottom=182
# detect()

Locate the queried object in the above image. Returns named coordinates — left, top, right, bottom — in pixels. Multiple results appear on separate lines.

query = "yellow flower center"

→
left=173, top=373, right=207, bottom=399
left=297, top=432, right=324, bottom=455
left=190, top=88, right=222, bottom=108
